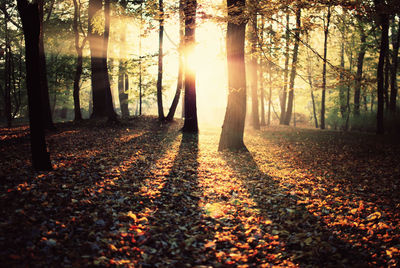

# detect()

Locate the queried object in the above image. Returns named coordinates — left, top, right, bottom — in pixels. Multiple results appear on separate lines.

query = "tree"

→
left=182, top=0, right=198, bottom=133
left=118, top=0, right=130, bottom=118
left=283, top=7, right=301, bottom=125
left=320, top=5, right=331, bottom=130
left=249, top=1, right=260, bottom=130
left=72, top=0, right=87, bottom=121
left=389, top=16, right=399, bottom=113
left=38, top=0, right=54, bottom=129
left=88, top=0, right=116, bottom=120
left=280, top=14, right=290, bottom=125
left=218, top=0, right=247, bottom=151
left=17, top=0, right=52, bottom=171
left=354, top=19, right=367, bottom=116
left=166, top=0, right=185, bottom=122
left=156, top=0, right=165, bottom=121
left=374, top=0, right=389, bottom=134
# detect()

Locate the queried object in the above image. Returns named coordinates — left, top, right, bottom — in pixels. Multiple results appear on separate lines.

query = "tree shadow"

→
left=222, top=150, right=372, bottom=266
left=139, top=133, right=216, bottom=266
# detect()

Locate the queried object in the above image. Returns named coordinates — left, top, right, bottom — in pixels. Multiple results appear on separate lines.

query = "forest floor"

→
left=1, top=116, right=400, bottom=267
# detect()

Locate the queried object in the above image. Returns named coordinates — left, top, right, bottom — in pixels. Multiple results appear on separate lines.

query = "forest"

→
left=1, top=0, right=400, bottom=266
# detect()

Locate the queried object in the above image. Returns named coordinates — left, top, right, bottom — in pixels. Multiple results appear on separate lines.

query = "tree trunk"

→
left=72, top=0, right=84, bottom=121
left=375, top=1, right=389, bottom=134
left=283, top=8, right=301, bottom=125
left=17, top=0, right=52, bottom=171
left=166, top=0, right=185, bottom=122
left=118, top=6, right=129, bottom=118
left=390, top=17, right=399, bottom=113
left=354, top=24, right=366, bottom=116
left=38, top=0, right=54, bottom=129
left=182, top=0, right=198, bottom=133
left=339, top=41, right=346, bottom=118
left=384, top=51, right=390, bottom=110
left=88, top=0, right=116, bottom=120
left=3, top=10, right=12, bottom=127
left=218, top=0, right=247, bottom=151
left=280, top=14, right=290, bottom=124
left=249, top=8, right=260, bottom=130
left=259, top=15, right=266, bottom=126
left=157, top=0, right=165, bottom=121
left=320, top=6, right=331, bottom=130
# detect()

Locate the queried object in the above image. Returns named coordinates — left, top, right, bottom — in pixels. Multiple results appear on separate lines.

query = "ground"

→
left=1, top=117, right=400, bottom=267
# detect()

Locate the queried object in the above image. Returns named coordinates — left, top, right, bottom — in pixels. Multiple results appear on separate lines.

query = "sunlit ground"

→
left=1, top=118, right=399, bottom=266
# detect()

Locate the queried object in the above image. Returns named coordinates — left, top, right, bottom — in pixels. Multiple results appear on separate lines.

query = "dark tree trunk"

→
left=166, top=0, right=184, bottom=122
left=390, top=18, right=399, bottom=113
left=320, top=6, right=331, bottom=130
left=182, top=0, right=198, bottom=133
left=384, top=52, right=390, bottom=110
left=283, top=8, right=301, bottom=125
left=17, top=0, right=52, bottom=171
left=88, top=0, right=116, bottom=120
left=280, top=14, right=290, bottom=125
left=72, top=0, right=84, bottom=121
left=375, top=1, right=389, bottom=134
left=339, top=41, right=346, bottom=118
left=38, top=0, right=54, bottom=129
left=354, top=24, right=366, bottom=116
left=249, top=9, right=260, bottom=130
left=218, top=0, right=247, bottom=151
left=157, top=0, right=165, bottom=121
left=3, top=11, right=12, bottom=127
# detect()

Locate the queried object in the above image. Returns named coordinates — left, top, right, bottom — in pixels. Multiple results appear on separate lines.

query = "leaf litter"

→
left=0, top=118, right=399, bottom=267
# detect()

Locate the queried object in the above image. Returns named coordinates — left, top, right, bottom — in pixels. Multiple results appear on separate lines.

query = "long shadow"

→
left=0, top=122, right=181, bottom=267
left=223, top=151, right=372, bottom=267
left=139, top=133, right=217, bottom=266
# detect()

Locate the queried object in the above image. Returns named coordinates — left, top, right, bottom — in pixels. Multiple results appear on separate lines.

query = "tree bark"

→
left=17, top=0, right=52, bottom=171
left=38, top=0, right=54, bottom=129
left=249, top=6, right=260, bottom=130
left=182, top=0, right=198, bottom=133
left=157, top=0, right=165, bottom=121
left=339, top=41, right=346, bottom=118
left=320, top=6, right=331, bottom=130
left=259, top=15, right=266, bottom=126
left=283, top=8, right=301, bottom=125
left=166, top=0, right=185, bottom=122
left=354, top=23, right=366, bottom=116
left=218, top=0, right=247, bottom=151
left=280, top=14, right=290, bottom=124
left=375, top=0, right=389, bottom=134
left=390, top=17, right=399, bottom=113
left=118, top=4, right=129, bottom=118
left=72, top=0, right=84, bottom=121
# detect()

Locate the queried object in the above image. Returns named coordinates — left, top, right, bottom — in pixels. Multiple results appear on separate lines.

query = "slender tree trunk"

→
left=283, top=8, right=301, bottom=125
left=3, top=10, right=12, bottom=127
left=17, top=0, right=52, bottom=171
left=375, top=2, right=389, bottom=134
left=72, top=0, right=84, bottom=121
left=157, top=0, right=165, bottom=121
left=182, top=0, right=198, bottom=133
left=268, top=67, right=272, bottom=126
left=218, top=0, right=247, bottom=151
left=390, top=17, right=399, bottom=113
left=259, top=15, right=266, bottom=126
left=118, top=10, right=129, bottom=118
left=280, top=14, right=290, bottom=124
left=320, top=6, right=331, bottom=130
left=166, top=0, right=185, bottom=122
left=354, top=24, right=366, bottom=116
left=384, top=52, right=390, bottom=110
left=339, top=41, right=346, bottom=118
left=38, top=0, right=54, bottom=129
left=249, top=7, right=260, bottom=130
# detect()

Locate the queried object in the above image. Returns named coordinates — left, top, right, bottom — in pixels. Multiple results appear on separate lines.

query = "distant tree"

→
left=354, top=18, right=367, bottom=116
left=118, top=0, right=130, bottom=118
left=249, top=1, right=260, bottom=130
left=389, top=16, right=399, bottom=113
left=182, top=0, right=198, bottom=133
left=38, top=0, right=54, bottom=129
left=156, top=0, right=165, bottom=121
left=17, top=0, right=52, bottom=170
left=219, top=0, right=247, bottom=151
left=320, top=5, right=331, bottom=130
left=166, top=0, right=185, bottom=122
left=283, top=7, right=301, bottom=126
left=72, top=0, right=87, bottom=121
